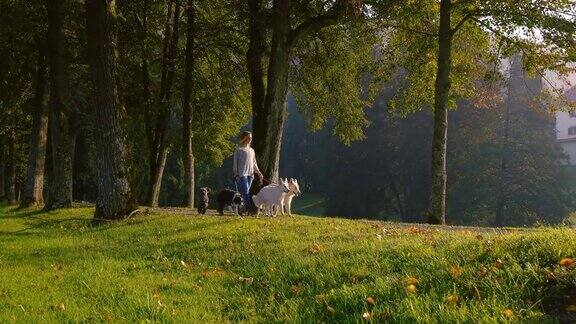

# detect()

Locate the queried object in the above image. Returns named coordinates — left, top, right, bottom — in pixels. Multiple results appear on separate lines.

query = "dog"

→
left=216, top=188, right=243, bottom=215
left=197, top=187, right=210, bottom=214
left=252, top=178, right=290, bottom=217
left=282, top=178, right=301, bottom=216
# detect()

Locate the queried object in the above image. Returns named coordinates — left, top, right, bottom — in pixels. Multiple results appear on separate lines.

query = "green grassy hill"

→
left=0, top=206, right=575, bottom=323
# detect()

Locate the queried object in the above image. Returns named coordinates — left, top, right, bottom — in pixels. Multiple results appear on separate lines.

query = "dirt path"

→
left=72, top=203, right=574, bottom=234
left=140, top=207, right=538, bottom=234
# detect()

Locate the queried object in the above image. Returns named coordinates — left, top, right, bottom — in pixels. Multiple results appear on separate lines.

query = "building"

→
left=556, top=86, right=576, bottom=165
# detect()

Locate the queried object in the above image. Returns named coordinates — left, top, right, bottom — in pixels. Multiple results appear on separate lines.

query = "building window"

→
left=569, top=126, right=576, bottom=135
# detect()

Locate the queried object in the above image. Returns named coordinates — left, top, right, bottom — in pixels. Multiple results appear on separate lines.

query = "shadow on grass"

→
left=541, top=280, right=576, bottom=323
left=0, top=207, right=45, bottom=219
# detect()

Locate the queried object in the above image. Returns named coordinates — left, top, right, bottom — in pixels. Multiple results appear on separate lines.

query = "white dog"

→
left=252, top=179, right=290, bottom=217
left=282, top=178, right=301, bottom=216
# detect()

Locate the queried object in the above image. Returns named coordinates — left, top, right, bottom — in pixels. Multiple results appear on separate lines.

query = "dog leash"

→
left=234, top=174, right=276, bottom=190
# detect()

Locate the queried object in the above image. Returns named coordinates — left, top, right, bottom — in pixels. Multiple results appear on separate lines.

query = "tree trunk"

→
left=86, top=0, right=137, bottom=221
left=0, top=136, right=6, bottom=201
left=20, top=43, right=49, bottom=208
left=428, top=0, right=452, bottom=225
left=5, top=136, right=17, bottom=205
left=182, top=0, right=195, bottom=208
left=148, top=145, right=169, bottom=207
left=147, top=1, right=181, bottom=207
left=44, top=0, right=73, bottom=210
left=249, top=0, right=290, bottom=182
left=140, top=0, right=152, bottom=203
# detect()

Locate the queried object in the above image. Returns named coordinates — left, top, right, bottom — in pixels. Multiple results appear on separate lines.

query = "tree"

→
left=492, top=54, right=572, bottom=226
left=181, top=0, right=195, bottom=208
left=20, top=42, right=49, bottom=208
left=385, top=0, right=576, bottom=224
left=44, top=0, right=73, bottom=210
left=0, top=136, right=5, bottom=201
left=116, top=0, right=250, bottom=207
left=243, top=0, right=367, bottom=182
left=325, top=90, right=433, bottom=221
left=5, top=135, right=17, bottom=204
left=146, top=0, right=182, bottom=207
left=427, top=0, right=452, bottom=224
left=86, top=0, right=137, bottom=221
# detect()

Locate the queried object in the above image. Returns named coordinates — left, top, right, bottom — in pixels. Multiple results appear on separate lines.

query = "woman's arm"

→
left=252, top=148, right=262, bottom=175
left=233, top=149, right=238, bottom=177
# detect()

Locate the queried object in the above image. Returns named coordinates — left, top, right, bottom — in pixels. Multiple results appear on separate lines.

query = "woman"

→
left=233, top=131, right=262, bottom=210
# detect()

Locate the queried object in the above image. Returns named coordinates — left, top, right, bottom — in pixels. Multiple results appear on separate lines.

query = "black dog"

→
left=197, top=187, right=210, bottom=214
left=216, top=188, right=243, bottom=215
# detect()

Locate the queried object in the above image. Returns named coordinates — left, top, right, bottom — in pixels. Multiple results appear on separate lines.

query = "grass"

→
left=291, top=193, right=327, bottom=216
left=0, top=205, right=575, bottom=323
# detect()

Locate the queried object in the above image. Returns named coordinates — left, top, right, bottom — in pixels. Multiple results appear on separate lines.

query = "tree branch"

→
left=287, top=1, right=347, bottom=48
left=471, top=17, right=566, bottom=95
left=451, top=12, right=476, bottom=35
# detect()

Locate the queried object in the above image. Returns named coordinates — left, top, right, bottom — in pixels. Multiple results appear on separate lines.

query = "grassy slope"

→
left=0, top=206, right=575, bottom=323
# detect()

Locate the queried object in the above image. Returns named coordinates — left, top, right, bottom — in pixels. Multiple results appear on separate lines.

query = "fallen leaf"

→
left=238, top=277, right=254, bottom=285
left=406, top=276, right=419, bottom=285
left=446, top=294, right=459, bottom=304
left=450, top=266, right=463, bottom=278
left=503, top=308, right=514, bottom=318
left=566, top=304, right=576, bottom=312
left=366, top=297, right=376, bottom=305
left=408, top=227, right=425, bottom=234
left=180, top=260, right=187, bottom=268
left=477, top=266, right=488, bottom=278
left=407, top=284, right=417, bottom=294
left=494, top=259, right=504, bottom=269
left=545, top=270, right=556, bottom=279
left=202, top=268, right=223, bottom=278
left=309, top=243, right=322, bottom=254
left=376, top=234, right=383, bottom=240
left=362, top=311, right=371, bottom=319
left=291, top=285, right=303, bottom=294
left=559, top=258, right=575, bottom=267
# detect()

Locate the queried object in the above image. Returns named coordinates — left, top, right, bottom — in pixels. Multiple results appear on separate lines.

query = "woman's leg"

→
left=237, top=176, right=251, bottom=208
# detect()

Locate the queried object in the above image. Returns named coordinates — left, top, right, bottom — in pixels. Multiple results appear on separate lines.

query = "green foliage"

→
left=291, top=22, right=385, bottom=144
left=114, top=0, right=251, bottom=201
left=380, top=1, right=499, bottom=115
left=1, top=206, right=575, bottom=322
left=381, top=0, right=576, bottom=115
left=189, top=1, right=252, bottom=165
